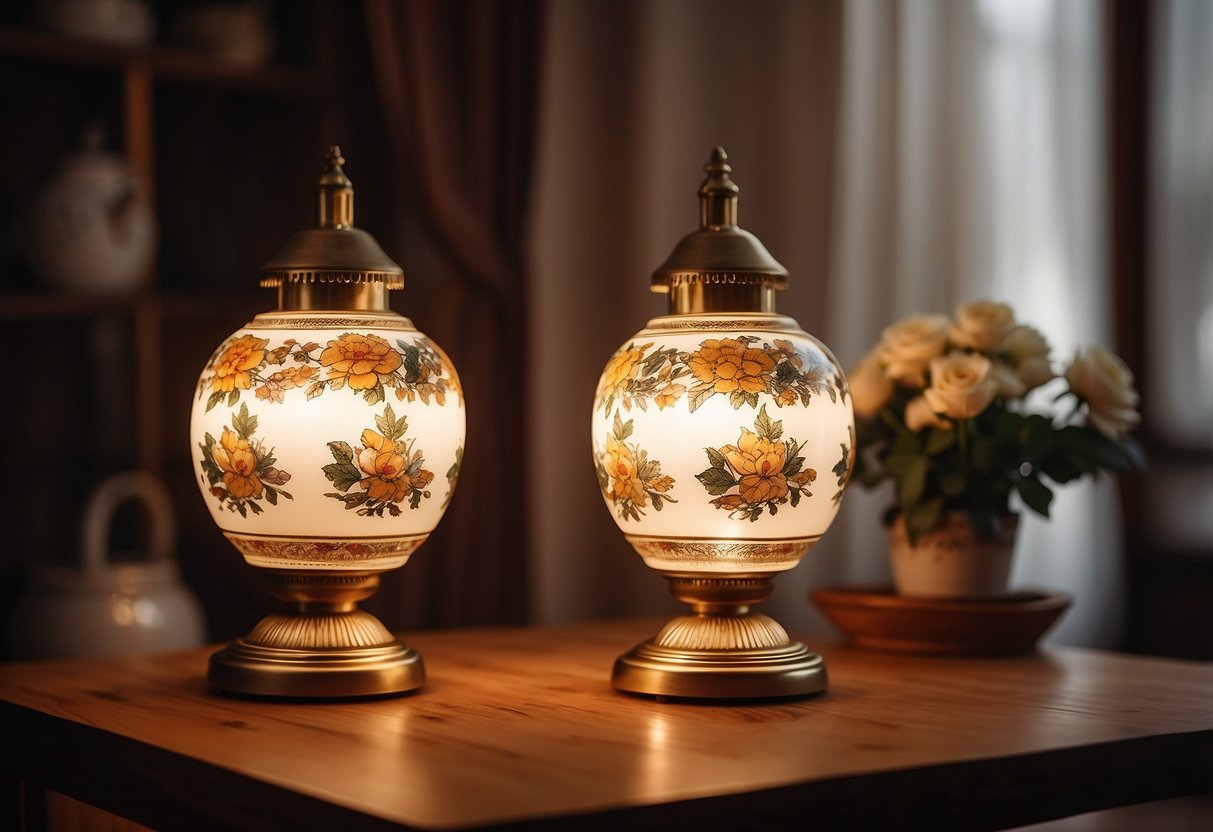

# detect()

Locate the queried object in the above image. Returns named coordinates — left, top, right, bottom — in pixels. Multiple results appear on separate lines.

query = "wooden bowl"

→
left=811, top=587, right=1072, bottom=656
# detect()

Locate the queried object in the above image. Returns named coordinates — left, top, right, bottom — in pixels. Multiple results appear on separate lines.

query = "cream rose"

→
left=951, top=301, right=1015, bottom=352
left=1065, top=347, right=1141, bottom=440
left=849, top=350, right=893, bottom=418
left=1005, top=325, right=1054, bottom=391
left=923, top=351, right=998, bottom=419
left=905, top=395, right=951, bottom=432
left=988, top=360, right=1026, bottom=399
left=876, top=315, right=951, bottom=387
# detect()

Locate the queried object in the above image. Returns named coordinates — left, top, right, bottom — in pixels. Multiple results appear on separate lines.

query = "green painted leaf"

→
left=696, top=467, right=737, bottom=496
left=376, top=403, right=396, bottom=437
left=754, top=404, right=782, bottom=441
left=686, top=383, right=715, bottom=413
left=705, top=447, right=729, bottom=471
left=789, top=488, right=801, bottom=508
left=322, top=460, right=361, bottom=492
left=264, top=488, right=278, bottom=506
left=328, top=441, right=354, bottom=463
left=402, top=344, right=422, bottom=384
left=651, top=493, right=665, bottom=511
left=205, top=390, right=226, bottom=412
left=226, top=389, right=240, bottom=407
left=231, top=403, right=257, bottom=440
left=613, top=410, right=634, bottom=441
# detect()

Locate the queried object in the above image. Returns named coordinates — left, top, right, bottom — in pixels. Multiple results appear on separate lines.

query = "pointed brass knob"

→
left=260, top=147, right=404, bottom=311
left=651, top=147, right=788, bottom=314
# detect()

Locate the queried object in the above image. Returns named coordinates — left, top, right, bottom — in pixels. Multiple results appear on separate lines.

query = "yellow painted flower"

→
left=723, top=429, right=789, bottom=504
left=211, top=427, right=263, bottom=499
left=357, top=429, right=410, bottom=502
left=603, top=435, right=647, bottom=506
left=255, top=365, right=317, bottom=403
left=320, top=333, right=403, bottom=390
left=654, top=383, right=686, bottom=410
left=776, top=388, right=799, bottom=407
left=688, top=338, right=775, bottom=394
left=211, top=335, right=268, bottom=393
left=598, top=347, right=647, bottom=396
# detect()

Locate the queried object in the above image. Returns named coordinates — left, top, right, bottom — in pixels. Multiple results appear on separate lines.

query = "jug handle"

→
left=82, top=472, right=177, bottom=575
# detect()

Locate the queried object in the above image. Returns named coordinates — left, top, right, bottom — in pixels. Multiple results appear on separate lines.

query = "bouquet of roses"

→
left=850, top=301, right=1144, bottom=544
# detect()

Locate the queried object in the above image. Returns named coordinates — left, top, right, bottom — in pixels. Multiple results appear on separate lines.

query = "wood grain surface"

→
left=1, top=617, right=1211, bottom=831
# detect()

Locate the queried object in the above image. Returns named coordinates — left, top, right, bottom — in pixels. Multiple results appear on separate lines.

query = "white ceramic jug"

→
left=29, top=129, right=157, bottom=294
left=7, top=472, right=206, bottom=660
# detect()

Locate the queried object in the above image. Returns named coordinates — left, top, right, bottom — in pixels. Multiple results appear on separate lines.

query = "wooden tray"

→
left=811, top=587, right=1072, bottom=656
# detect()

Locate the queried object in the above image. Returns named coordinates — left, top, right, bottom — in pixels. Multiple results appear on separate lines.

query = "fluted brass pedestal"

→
left=612, top=574, right=827, bottom=700
left=208, top=570, right=423, bottom=698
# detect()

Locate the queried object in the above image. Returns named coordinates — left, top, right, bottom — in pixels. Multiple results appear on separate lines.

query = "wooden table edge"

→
left=3, top=696, right=1212, bottom=831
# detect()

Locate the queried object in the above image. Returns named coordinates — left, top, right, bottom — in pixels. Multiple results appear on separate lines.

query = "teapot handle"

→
left=82, top=472, right=177, bottom=575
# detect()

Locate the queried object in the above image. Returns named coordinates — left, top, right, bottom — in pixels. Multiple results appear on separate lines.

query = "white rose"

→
left=905, top=395, right=952, bottom=432
left=923, top=351, right=998, bottom=419
left=951, top=301, right=1015, bottom=352
left=1016, top=356, right=1054, bottom=391
left=1005, top=325, right=1054, bottom=391
left=876, top=315, right=951, bottom=388
left=1065, top=347, right=1141, bottom=440
left=988, top=360, right=1026, bottom=399
left=849, top=350, right=893, bottom=419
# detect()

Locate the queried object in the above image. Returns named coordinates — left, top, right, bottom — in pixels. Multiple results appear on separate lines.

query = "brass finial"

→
left=700, top=146, right=739, bottom=228
left=318, top=145, right=354, bottom=229
left=260, top=147, right=404, bottom=312
left=651, top=146, right=788, bottom=314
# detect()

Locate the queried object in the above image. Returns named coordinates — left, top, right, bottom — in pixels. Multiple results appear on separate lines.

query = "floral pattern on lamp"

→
left=191, top=146, right=466, bottom=698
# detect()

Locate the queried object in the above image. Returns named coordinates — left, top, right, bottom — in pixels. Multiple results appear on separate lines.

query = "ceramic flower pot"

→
left=888, top=511, right=1018, bottom=598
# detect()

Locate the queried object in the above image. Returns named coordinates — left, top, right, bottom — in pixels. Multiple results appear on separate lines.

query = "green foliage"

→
left=853, top=386, right=1144, bottom=545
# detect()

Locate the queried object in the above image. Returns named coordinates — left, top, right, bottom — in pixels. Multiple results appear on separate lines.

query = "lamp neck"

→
left=277, top=280, right=390, bottom=312
left=668, top=283, right=776, bottom=315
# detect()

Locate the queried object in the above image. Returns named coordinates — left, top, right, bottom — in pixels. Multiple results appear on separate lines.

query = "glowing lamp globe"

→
left=190, top=148, right=465, bottom=697
left=592, top=148, right=854, bottom=699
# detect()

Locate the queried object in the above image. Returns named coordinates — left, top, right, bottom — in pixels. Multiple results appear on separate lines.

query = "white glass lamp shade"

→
left=190, top=316, right=465, bottom=572
left=595, top=147, right=853, bottom=700
left=195, top=146, right=464, bottom=698
left=592, top=314, right=853, bottom=574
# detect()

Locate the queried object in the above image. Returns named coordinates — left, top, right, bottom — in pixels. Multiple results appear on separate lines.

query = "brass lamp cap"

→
left=260, top=147, right=403, bottom=310
left=651, top=147, right=788, bottom=313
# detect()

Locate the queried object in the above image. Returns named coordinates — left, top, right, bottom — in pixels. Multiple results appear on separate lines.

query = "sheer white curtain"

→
left=830, top=0, right=1123, bottom=646
left=529, top=0, right=1123, bottom=646
left=1151, top=0, right=1213, bottom=446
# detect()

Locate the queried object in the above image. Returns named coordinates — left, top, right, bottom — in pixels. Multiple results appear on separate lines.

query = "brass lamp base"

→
left=612, top=574, right=827, bottom=700
left=208, top=570, right=424, bottom=698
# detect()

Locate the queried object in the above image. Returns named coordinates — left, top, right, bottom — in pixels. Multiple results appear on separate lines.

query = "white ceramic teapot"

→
left=7, top=472, right=206, bottom=660
left=29, top=128, right=156, bottom=294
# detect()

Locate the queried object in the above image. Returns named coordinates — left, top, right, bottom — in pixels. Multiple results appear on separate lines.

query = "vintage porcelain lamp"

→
left=190, top=147, right=464, bottom=697
left=592, top=148, right=854, bottom=699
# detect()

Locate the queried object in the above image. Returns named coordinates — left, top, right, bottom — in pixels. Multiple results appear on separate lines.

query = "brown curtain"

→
left=363, top=0, right=543, bottom=627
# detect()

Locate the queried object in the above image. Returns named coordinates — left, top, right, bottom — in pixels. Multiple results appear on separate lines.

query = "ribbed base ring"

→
left=208, top=630, right=424, bottom=699
left=612, top=635, right=827, bottom=700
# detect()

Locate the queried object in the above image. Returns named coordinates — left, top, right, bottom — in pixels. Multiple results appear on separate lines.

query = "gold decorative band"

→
left=625, top=535, right=821, bottom=568
left=260, top=271, right=404, bottom=289
left=639, top=314, right=800, bottom=333
left=225, top=532, right=427, bottom=569
left=652, top=271, right=789, bottom=290
left=246, top=313, right=417, bottom=330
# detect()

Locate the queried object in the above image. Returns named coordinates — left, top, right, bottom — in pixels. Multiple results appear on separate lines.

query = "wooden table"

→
left=1, top=618, right=1211, bottom=831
